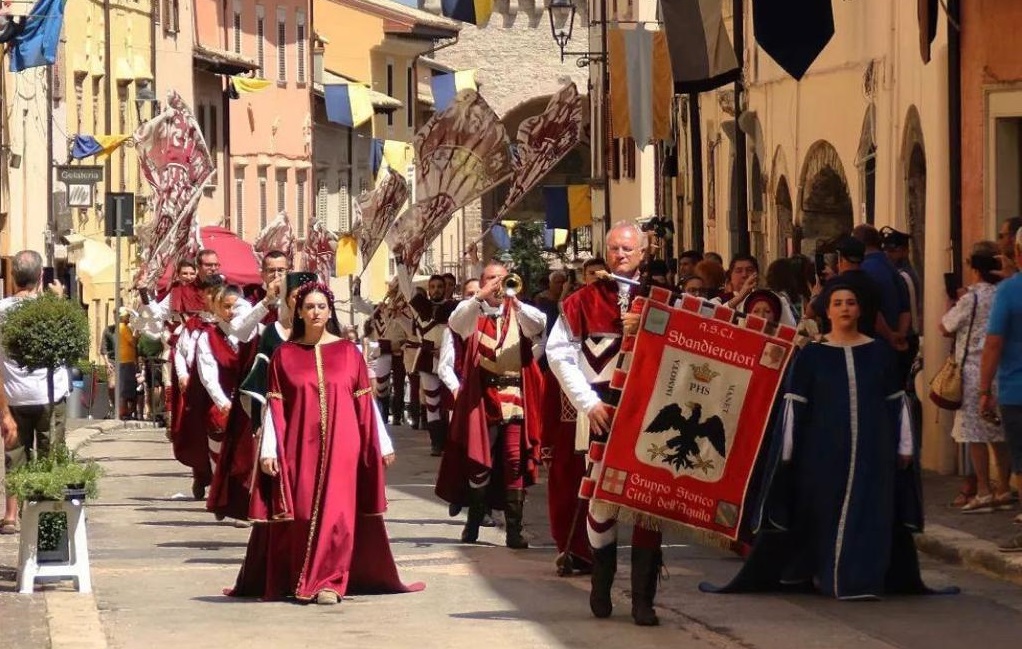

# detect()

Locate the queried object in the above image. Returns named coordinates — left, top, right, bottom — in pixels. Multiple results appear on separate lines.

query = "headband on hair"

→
left=295, top=281, right=335, bottom=307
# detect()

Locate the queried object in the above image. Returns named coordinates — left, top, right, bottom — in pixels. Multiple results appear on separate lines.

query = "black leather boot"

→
left=630, top=546, right=662, bottom=626
left=504, top=489, right=529, bottom=549
left=589, top=543, right=617, bottom=618
left=461, top=488, right=486, bottom=543
left=427, top=421, right=444, bottom=456
left=390, top=394, right=404, bottom=427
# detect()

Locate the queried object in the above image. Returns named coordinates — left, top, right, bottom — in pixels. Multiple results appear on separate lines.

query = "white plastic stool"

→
left=17, top=498, right=92, bottom=594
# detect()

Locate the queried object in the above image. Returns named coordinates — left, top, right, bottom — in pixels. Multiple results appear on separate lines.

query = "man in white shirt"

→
left=1, top=250, right=70, bottom=532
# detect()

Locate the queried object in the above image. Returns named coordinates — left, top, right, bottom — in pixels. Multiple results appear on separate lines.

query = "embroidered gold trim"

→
left=296, top=344, right=330, bottom=596
left=353, top=386, right=372, bottom=398
left=266, top=391, right=283, bottom=400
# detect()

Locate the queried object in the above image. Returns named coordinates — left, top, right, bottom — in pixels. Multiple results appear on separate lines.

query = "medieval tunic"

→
left=196, top=323, right=256, bottom=521
left=239, top=321, right=288, bottom=427
left=173, top=317, right=218, bottom=486
left=436, top=298, right=545, bottom=509
left=230, top=340, right=416, bottom=602
left=702, top=340, right=953, bottom=599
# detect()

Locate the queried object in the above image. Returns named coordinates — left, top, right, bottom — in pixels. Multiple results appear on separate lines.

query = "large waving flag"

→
left=302, top=219, right=338, bottom=283
left=324, top=84, right=374, bottom=128
left=439, top=0, right=492, bottom=26
left=133, top=91, right=215, bottom=288
left=496, top=83, right=583, bottom=221
left=8, top=0, right=66, bottom=73
left=354, top=168, right=409, bottom=269
left=660, top=0, right=739, bottom=93
left=608, top=27, right=672, bottom=147
left=253, top=212, right=296, bottom=263
left=431, top=70, right=477, bottom=112
left=388, top=90, right=513, bottom=276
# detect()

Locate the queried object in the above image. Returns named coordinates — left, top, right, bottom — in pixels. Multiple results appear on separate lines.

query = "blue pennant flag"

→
left=9, top=0, right=67, bottom=73
left=369, top=138, right=385, bottom=178
left=71, top=136, right=104, bottom=160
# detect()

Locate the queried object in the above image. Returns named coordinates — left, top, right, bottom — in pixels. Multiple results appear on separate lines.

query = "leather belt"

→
left=484, top=375, right=522, bottom=388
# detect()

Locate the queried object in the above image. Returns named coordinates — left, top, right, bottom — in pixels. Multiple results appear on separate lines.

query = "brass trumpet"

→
left=502, top=273, right=523, bottom=297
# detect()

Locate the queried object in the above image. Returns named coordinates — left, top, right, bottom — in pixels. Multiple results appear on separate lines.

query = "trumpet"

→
left=502, top=273, right=523, bottom=297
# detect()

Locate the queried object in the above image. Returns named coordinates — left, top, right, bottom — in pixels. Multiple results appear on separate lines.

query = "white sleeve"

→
left=196, top=332, right=231, bottom=409
left=776, top=294, right=798, bottom=326
left=373, top=400, right=394, bottom=456
left=141, top=292, right=172, bottom=322
left=226, top=300, right=264, bottom=343
left=260, top=406, right=277, bottom=459
left=897, top=396, right=914, bottom=456
left=448, top=298, right=481, bottom=339
left=352, top=294, right=376, bottom=315
left=515, top=300, right=547, bottom=339
left=173, top=334, right=191, bottom=380
left=437, top=329, right=460, bottom=393
left=781, top=397, right=796, bottom=461
left=547, top=316, right=602, bottom=415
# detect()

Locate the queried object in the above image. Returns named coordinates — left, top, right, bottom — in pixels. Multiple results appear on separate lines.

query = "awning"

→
left=156, top=226, right=262, bottom=290
left=66, top=234, right=116, bottom=286
left=193, top=44, right=259, bottom=76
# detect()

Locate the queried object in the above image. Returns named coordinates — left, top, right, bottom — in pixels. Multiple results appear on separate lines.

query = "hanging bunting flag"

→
left=753, top=0, right=833, bottom=80
left=660, top=0, right=739, bottom=93
left=8, top=0, right=66, bottom=73
left=324, top=84, right=374, bottom=128
left=133, top=91, right=215, bottom=288
left=488, top=223, right=511, bottom=251
left=387, top=90, right=513, bottom=276
left=70, top=134, right=131, bottom=160
left=543, top=228, right=568, bottom=250
left=495, top=83, right=583, bottom=221
left=543, top=185, right=592, bottom=230
left=231, top=77, right=272, bottom=94
left=430, top=70, right=477, bottom=113
left=608, top=27, right=672, bottom=147
left=370, top=139, right=414, bottom=180
left=335, top=235, right=358, bottom=276
left=353, top=168, right=409, bottom=267
left=369, top=138, right=385, bottom=178
left=439, top=0, right=492, bottom=26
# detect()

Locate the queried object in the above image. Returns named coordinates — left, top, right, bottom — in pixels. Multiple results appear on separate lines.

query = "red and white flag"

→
left=353, top=168, right=408, bottom=269
left=253, top=212, right=296, bottom=263
left=133, top=91, right=216, bottom=288
left=388, top=90, right=513, bottom=275
left=302, top=219, right=337, bottom=284
left=496, top=83, right=583, bottom=220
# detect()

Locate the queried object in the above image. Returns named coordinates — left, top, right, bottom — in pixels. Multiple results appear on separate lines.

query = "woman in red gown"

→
left=228, top=281, right=421, bottom=605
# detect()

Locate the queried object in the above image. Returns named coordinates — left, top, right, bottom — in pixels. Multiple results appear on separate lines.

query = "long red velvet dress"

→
left=229, top=340, right=422, bottom=602
left=174, top=319, right=216, bottom=486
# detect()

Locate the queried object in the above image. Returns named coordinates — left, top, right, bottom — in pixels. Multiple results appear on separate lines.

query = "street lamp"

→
left=546, top=0, right=602, bottom=67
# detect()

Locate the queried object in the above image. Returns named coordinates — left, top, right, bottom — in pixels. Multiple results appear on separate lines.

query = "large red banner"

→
left=591, top=289, right=796, bottom=541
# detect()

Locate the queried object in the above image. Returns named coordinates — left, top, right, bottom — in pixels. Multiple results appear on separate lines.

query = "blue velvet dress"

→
left=702, top=339, right=957, bottom=599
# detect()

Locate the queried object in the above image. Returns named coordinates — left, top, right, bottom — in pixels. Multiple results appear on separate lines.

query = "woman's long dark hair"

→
left=290, top=282, right=342, bottom=341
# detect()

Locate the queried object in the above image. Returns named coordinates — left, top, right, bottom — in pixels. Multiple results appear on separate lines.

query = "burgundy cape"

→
left=205, top=327, right=257, bottom=521
left=173, top=320, right=216, bottom=485
left=435, top=303, right=545, bottom=510
left=229, top=340, right=422, bottom=601
left=541, top=378, right=591, bottom=564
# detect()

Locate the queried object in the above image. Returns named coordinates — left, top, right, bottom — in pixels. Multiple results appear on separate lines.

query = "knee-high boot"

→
left=461, top=488, right=486, bottom=543
left=590, top=543, right=617, bottom=618
left=504, top=489, right=529, bottom=549
left=630, top=546, right=662, bottom=626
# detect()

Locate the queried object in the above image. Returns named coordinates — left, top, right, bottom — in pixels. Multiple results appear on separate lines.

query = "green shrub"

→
left=0, top=292, right=90, bottom=377
left=4, top=444, right=102, bottom=503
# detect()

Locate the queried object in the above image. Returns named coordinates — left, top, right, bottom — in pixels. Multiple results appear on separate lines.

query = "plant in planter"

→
left=0, top=293, right=92, bottom=553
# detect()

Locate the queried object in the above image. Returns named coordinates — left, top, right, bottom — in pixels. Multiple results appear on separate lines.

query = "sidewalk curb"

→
left=917, top=523, right=1022, bottom=586
left=44, top=421, right=153, bottom=649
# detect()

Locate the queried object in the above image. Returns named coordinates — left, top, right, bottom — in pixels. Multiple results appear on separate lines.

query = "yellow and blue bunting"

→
left=70, top=134, right=131, bottom=160
left=324, top=83, right=374, bottom=128
left=439, top=0, right=492, bottom=26
left=430, top=70, right=476, bottom=112
left=543, top=185, right=592, bottom=230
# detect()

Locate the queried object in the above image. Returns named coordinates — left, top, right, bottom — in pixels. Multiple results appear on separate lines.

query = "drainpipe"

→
left=947, top=0, right=962, bottom=279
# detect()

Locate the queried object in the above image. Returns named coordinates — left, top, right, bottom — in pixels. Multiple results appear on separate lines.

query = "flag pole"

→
left=732, top=0, right=750, bottom=256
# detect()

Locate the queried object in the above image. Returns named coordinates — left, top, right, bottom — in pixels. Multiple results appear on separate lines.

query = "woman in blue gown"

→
left=703, top=285, right=957, bottom=600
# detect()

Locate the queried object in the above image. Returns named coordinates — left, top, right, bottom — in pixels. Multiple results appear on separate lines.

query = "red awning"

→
left=157, top=226, right=262, bottom=289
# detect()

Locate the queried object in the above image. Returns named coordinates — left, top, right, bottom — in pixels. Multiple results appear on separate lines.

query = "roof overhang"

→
left=192, top=45, right=259, bottom=75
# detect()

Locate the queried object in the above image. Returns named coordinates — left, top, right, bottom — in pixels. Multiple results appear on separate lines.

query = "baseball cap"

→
left=835, top=235, right=865, bottom=264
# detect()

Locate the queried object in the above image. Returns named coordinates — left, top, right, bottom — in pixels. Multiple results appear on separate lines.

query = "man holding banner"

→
left=547, top=221, right=664, bottom=627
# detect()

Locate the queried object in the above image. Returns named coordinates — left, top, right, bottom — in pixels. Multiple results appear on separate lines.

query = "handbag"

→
left=929, top=293, right=978, bottom=410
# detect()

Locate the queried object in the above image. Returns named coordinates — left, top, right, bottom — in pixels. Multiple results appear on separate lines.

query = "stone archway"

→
left=798, top=140, right=854, bottom=252
left=775, top=176, right=794, bottom=256
left=903, top=106, right=927, bottom=288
